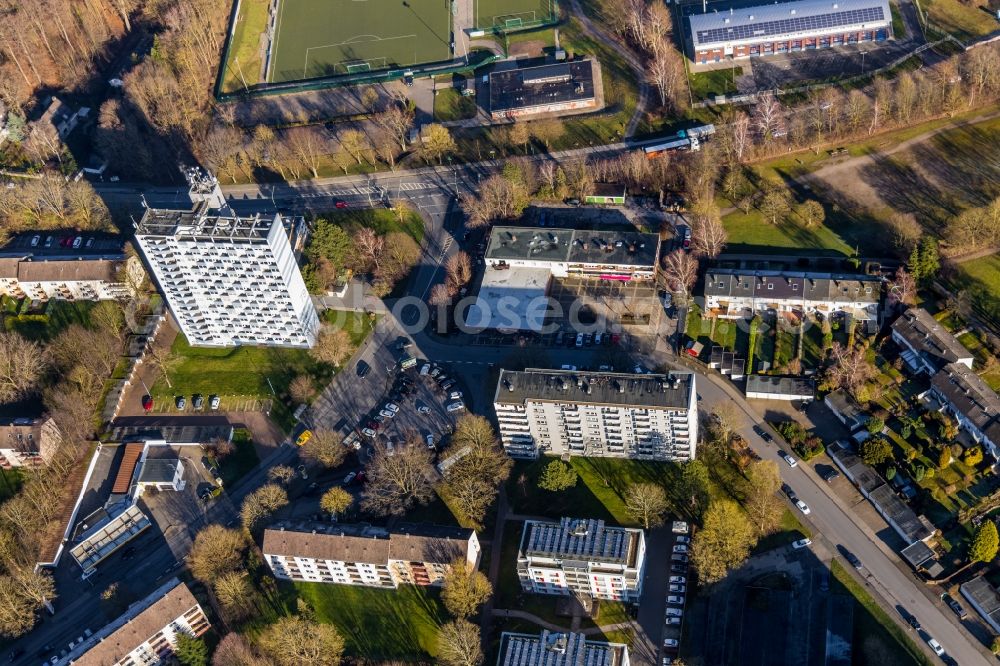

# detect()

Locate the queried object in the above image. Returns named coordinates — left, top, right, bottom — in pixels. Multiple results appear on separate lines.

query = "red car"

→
left=141, top=395, right=153, bottom=412
left=334, top=200, right=348, bottom=209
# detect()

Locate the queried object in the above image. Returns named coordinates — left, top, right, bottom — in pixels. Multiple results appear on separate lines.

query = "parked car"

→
left=781, top=452, right=798, bottom=467
left=72, top=236, right=82, bottom=248
left=575, top=333, right=585, bottom=347
left=671, top=553, right=688, bottom=563
left=430, top=367, right=442, bottom=378
left=426, top=434, right=435, bottom=449
left=665, top=616, right=681, bottom=626
left=926, top=638, right=944, bottom=657
left=384, top=402, right=400, bottom=413
left=675, top=535, right=690, bottom=544
left=417, top=405, right=431, bottom=414
left=446, top=401, right=466, bottom=412
left=342, top=472, right=357, bottom=485
left=783, top=484, right=798, bottom=501
left=192, top=394, right=204, bottom=410
left=30, top=235, right=40, bottom=247
left=795, top=500, right=810, bottom=515
left=448, top=391, right=463, bottom=400
left=941, top=593, right=968, bottom=619
left=845, top=551, right=862, bottom=569
left=667, top=595, right=684, bottom=605
left=356, top=361, right=371, bottom=378
left=295, top=429, right=313, bottom=446
left=669, top=584, right=686, bottom=593
left=142, top=395, right=153, bottom=411
left=663, top=638, right=679, bottom=649
left=753, top=424, right=773, bottom=442
left=209, top=394, right=220, bottom=410
left=441, top=380, right=456, bottom=391
left=669, top=575, right=686, bottom=584
left=670, top=564, right=687, bottom=574
left=379, top=409, right=396, bottom=419
left=672, top=521, right=689, bottom=534
left=665, top=607, right=683, bottom=617
left=673, top=544, right=688, bottom=553
left=792, top=538, right=812, bottom=549
left=822, top=468, right=841, bottom=483
left=175, top=396, right=186, bottom=410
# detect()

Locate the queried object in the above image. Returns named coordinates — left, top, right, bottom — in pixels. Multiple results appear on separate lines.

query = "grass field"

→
left=3, top=300, right=98, bottom=342
left=922, top=0, right=999, bottom=41
left=947, top=254, right=1000, bottom=333
left=269, top=0, right=452, bottom=83
left=830, top=560, right=933, bottom=666
left=294, top=582, right=446, bottom=660
left=434, top=88, right=478, bottom=122
left=721, top=207, right=857, bottom=256
left=221, top=0, right=270, bottom=93
left=217, top=429, right=260, bottom=486
left=689, top=67, right=740, bottom=100
left=475, top=0, right=557, bottom=30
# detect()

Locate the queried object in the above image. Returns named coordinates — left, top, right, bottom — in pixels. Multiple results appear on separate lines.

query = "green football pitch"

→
left=474, top=0, right=556, bottom=30
left=268, top=0, right=453, bottom=83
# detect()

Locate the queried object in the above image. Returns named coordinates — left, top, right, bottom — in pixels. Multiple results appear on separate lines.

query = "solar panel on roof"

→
left=694, top=5, right=884, bottom=44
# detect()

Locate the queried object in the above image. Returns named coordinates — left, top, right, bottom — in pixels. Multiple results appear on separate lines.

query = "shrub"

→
left=964, top=447, right=984, bottom=467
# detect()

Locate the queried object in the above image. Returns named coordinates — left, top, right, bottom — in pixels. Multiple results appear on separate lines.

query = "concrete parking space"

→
left=749, top=40, right=917, bottom=90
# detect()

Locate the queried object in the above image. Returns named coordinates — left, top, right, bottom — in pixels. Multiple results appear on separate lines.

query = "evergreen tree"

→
left=174, top=634, right=209, bottom=666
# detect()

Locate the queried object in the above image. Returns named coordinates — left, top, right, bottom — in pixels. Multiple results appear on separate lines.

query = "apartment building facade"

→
left=703, top=269, right=881, bottom=321
left=58, top=578, right=209, bottom=665
left=135, top=199, right=319, bottom=348
left=494, top=368, right=697, bottom=460
left=262, top=521, right=480, bottom=588
left=499, top=630, right=631, bottom=666
left=517, top=518, right=645, bottom=602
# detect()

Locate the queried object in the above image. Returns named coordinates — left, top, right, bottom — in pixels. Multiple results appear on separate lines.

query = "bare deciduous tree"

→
left=373, top=104, right=415, bottom=150
left=744, top=460, right=784, bottom=536
left=188, top=525, right=249, bottom=584
left=459, top=174, right=529, bottom=228
left=0, top=332, right=46, bottom=404
left=310, top=325, right=352, bottom=367
left=241, top=484, right=289, bottom=531
left=446, top=251, right=473, bottom=293
left=320, top=487, right=353, bottom=517
left=441, top=560, right=492, bottom=618
left=258, top=616, right=345, bottom=666
left=823, top=342, right=876, bottom=401
left=661, top=250, right=699, bottom=299
left=437, top=619, right=484, bottom=666
left=300, top=429, right=347, bottom=469
left=624, top=483, right=669, bottom=528
left=289, top=375, right=316, bottom=404
left=212, top=634, right=272, bottom=666
left=690, top=209, right=728, bottom=258
left=361, top=439, right=435, bottom=516
left=267, top=465, right=296, bottom=485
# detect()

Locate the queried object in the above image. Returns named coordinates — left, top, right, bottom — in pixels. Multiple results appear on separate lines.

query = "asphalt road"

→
left=683, top=364, right=991, bottom=666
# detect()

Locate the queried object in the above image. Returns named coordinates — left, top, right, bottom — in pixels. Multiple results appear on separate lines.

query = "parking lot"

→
left=311, top=328, right=472, bottom=459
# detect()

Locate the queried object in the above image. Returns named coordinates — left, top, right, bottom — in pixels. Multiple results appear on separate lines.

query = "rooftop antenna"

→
left=140, top=194, right=148, bottom=209
left=703, top=0, right=707, bottom=11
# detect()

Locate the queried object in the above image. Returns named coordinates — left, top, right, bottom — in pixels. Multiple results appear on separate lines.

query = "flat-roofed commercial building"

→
left=262, top=521, right=480, bottom=588
left=489, top=60, right=598, bottom=120
left=704, top=269, right=881, bottom=321
left=499, top=630, right=631, bottom=666
left=486, top=227, right=659, bottom=281
left=56, top=578, right=209, bottom=665
left=517, top=517, right=645, bottom=601
left=494, top=368, right=697, bottom=460
left=688, top=0, right=892, bottom=64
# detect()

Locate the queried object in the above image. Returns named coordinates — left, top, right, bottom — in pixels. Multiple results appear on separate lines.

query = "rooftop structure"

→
left=56, top=578, right=209, bottom=665
left=891, top=308, right=973, bottom=375
left=498, top=630, right=631, bottom=666
left=704, top=269, right=882, bottom=320
left=689, top=0, right=892, bottom=63
left=487, top=227, right=659, bottom=279
left=930, top=362, right=1000, bottom=459
left=465, top=265, right=552, bottom=333
left=745, top=375, right=815, bottom=401
left=69, top=504, right=151, bottom=574
left=962, top=575, right=1000, bottom=634
left=517, top=517, right=645, bottom=601
left=135, top=178, right=319, bottom=348
left=489, top=60, right=598, bottom=120
left=0, top=417, right=61, bottom=467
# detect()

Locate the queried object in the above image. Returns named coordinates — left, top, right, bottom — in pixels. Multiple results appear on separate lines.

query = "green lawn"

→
left=434, top=88, right=478, bottom=122
left=295, top=581, right=447, bottom=660
left=830, top=560, right=933, bottom=666
left=889, top=1, right=907, bottom=37
left=753, top=509, right=810, bottom=553
left=507, top=457, right=689, bottom=526
left=220, top=0, right=269, bottom=93
left=4, top=300, right=98, bottom=341
left=689, top=67, right=740, bottom=100
left=216, top=429, right=260, bottom=487
left=326, top=207, right=425, bottom=243
left=774, top=330, right=798, bottom=370
left=721, top=208, right=856, bottom=256
left=947, top=254, right=1000, bottom=335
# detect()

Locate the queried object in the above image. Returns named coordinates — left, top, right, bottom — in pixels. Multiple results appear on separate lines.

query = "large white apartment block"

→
left=56, top=578, right=209, bottom=665
left=262, top=521, right=480, bottom=588
left=499, top=630, right=631, bottom=666
left=135, top=177, right=319, bottom=348
left=517, top=517, right=645, bottom=602
left=703, top=269, right=881, bottom=321
left=494, top=368, right=697, bottom=460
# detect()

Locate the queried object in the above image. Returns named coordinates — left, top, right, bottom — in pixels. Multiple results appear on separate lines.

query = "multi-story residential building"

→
left=517, top=517, right=645, bottom=602
left=689, top=0, right=891, bottom=64
left=56, top=577, right=209, bottom=665
left=0, top=417, right=61, bottom=467
left=134, top=173, right=319, bottom=348
left=493, top=368, right=697, bottom=460
left=262, top=521, right=480, bottom=588
left=703, top=269, right=881, bottom=321
left=499, top=630, right=631, bottom=666
left=929, top=362, right=1000, bottom=459
left=891, top=308, right=973, bottom=375
left=0, top=234, right=141, bottom=302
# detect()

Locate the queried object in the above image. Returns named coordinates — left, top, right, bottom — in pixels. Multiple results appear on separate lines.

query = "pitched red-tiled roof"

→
left=111, top=443, right=144, bottom=494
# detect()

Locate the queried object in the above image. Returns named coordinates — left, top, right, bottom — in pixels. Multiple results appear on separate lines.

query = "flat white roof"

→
left=465, top=265, right=551, bottom=332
